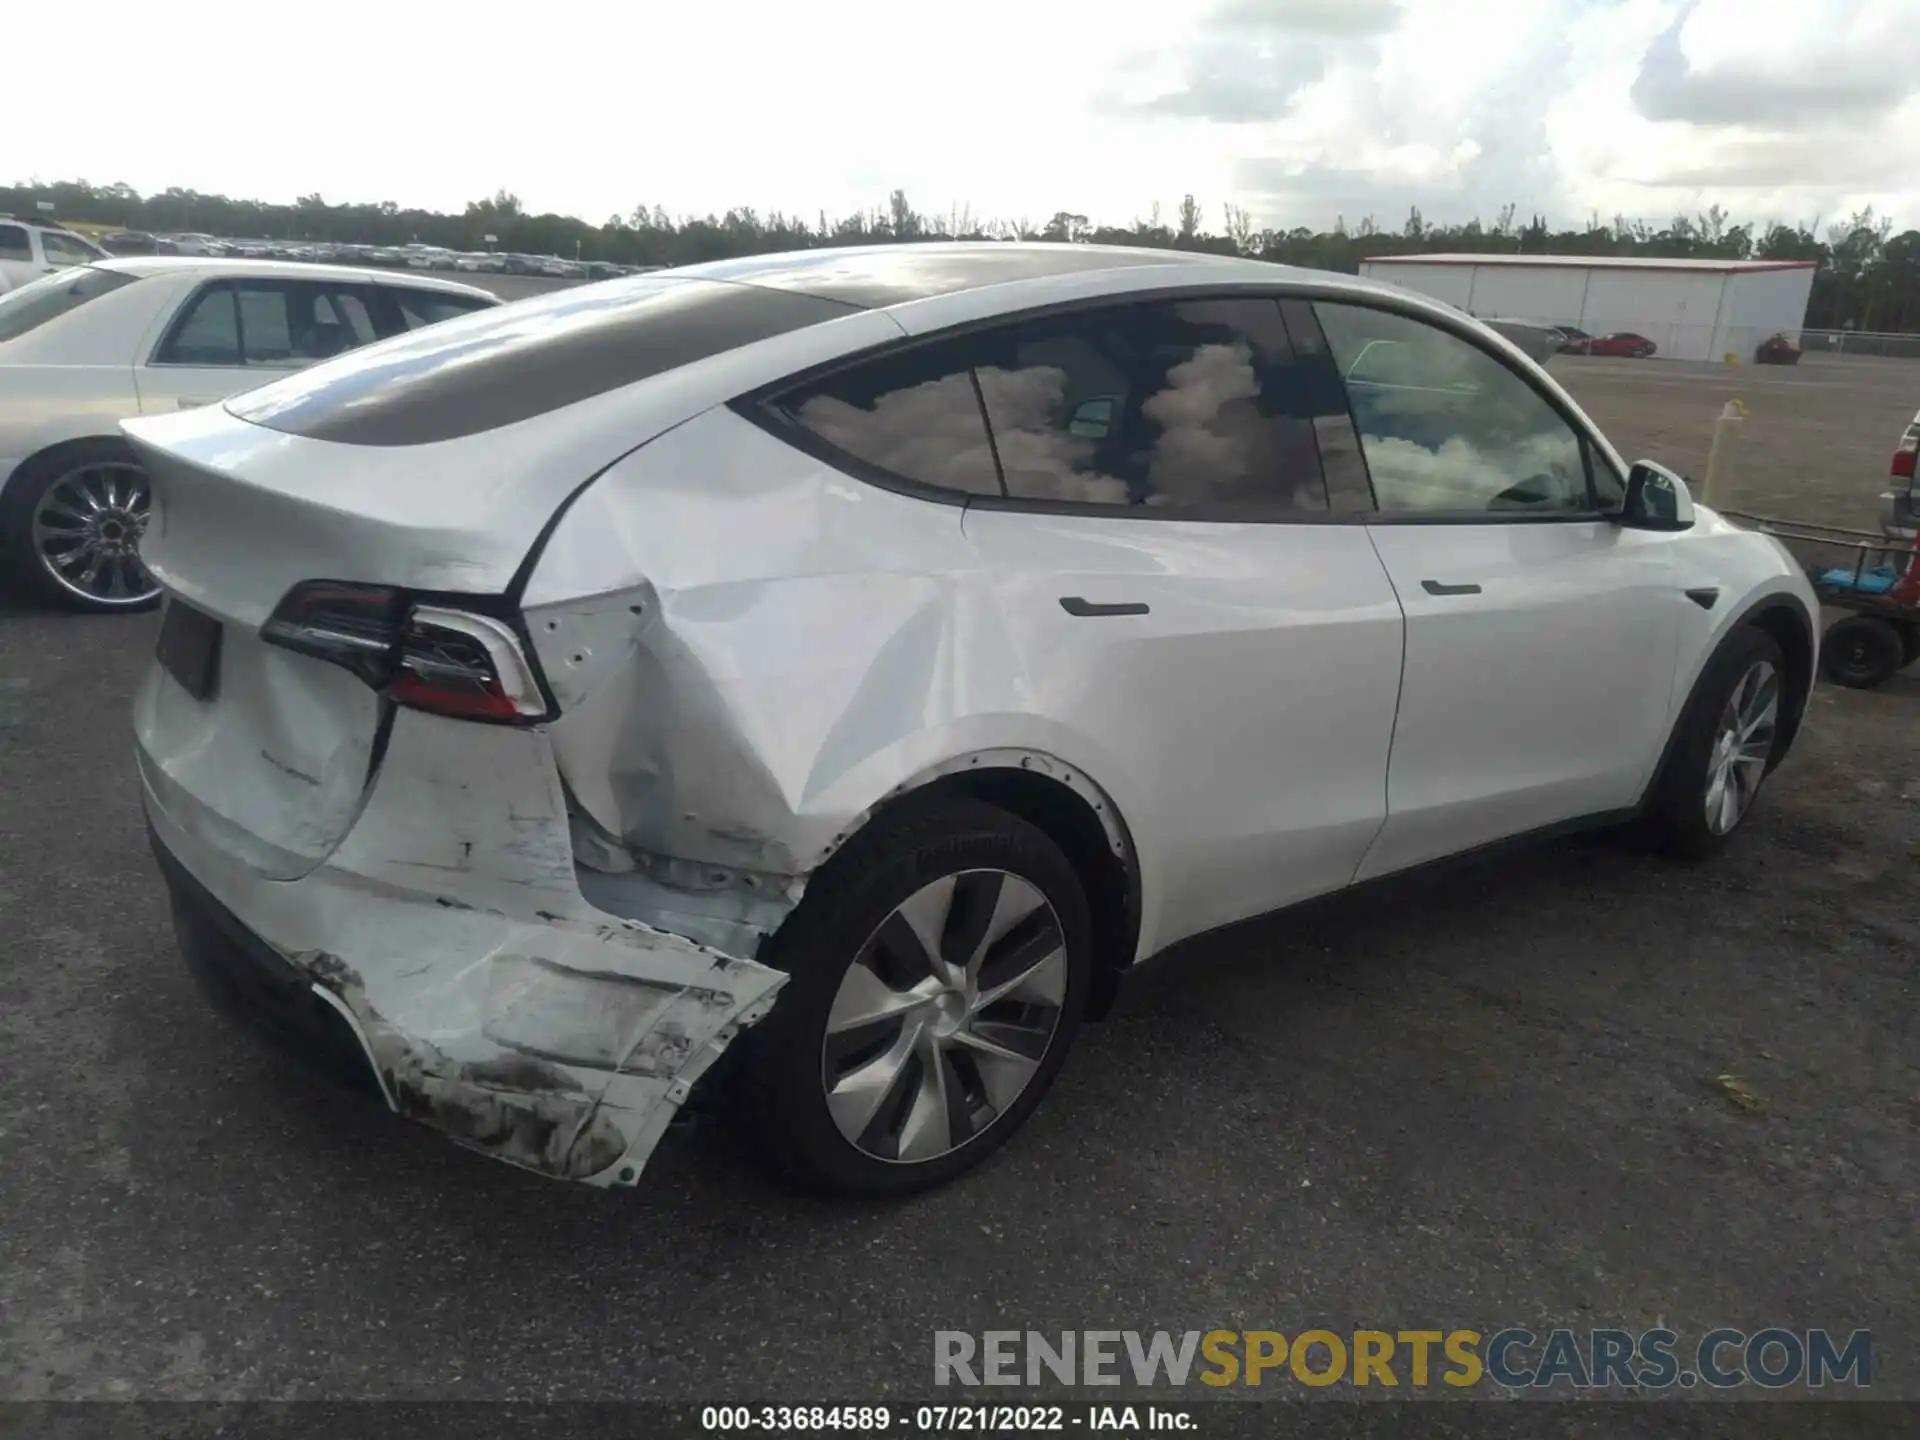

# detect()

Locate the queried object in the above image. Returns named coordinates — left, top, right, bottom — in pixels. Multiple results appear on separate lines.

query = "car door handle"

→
left=1420, top=580, right=1482, bottom=596
left=1060, top=596, right=1151, bottom=617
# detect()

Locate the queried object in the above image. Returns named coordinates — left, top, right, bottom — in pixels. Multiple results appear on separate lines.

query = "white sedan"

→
left=0, top=257, right=499, bottom=611
left=124, top=244, right=1819, bottom=1195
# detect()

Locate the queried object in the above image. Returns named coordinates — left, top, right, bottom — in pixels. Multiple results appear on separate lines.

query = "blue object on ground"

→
left=1819, top=565, right=1901, bottom=594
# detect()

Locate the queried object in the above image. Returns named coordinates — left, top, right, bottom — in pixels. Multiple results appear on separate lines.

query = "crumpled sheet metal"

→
left=146, top=706, right=787, bottom=1186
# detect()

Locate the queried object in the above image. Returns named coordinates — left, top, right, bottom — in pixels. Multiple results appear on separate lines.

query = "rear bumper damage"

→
left=139, top=708, right=787, bottom=1187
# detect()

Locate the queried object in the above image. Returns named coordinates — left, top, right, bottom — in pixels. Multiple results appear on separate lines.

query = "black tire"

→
left=1643, top=627, right=1788, bottom=859
left=738, top=797, right=1093, bottom=1196
left=1821, top=615, right=1903, bottom=689
left=0, top=437, right=161, bottom=614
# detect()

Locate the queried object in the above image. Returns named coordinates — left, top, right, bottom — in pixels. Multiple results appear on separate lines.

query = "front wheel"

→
left=2, top=439, right=161, bottom=613
left=1643, top=627, right=1787, bottom=859
left=738, top=798, right=1094, bottom=1195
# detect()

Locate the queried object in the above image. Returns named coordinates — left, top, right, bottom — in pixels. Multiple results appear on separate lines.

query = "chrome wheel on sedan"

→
left=824, top=870, right=1068, bottom=1164
left=1703, top=659, right=1778, bottom=836
left=30, top=460, right=158, bottom=608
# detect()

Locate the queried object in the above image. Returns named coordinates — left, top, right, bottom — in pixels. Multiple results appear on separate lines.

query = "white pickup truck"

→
left=0, top=216, right=110, bottom=295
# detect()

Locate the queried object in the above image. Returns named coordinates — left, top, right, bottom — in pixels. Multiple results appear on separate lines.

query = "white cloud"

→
left=6, top=0, right=1916, bottom=232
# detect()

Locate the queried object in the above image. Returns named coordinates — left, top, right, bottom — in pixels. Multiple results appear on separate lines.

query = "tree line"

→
left=7, top=179, right=1918, bottom=334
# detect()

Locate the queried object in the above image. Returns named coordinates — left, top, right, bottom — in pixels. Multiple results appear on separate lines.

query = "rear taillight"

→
left=1893, top=434, right=1918, bottom=481
left=261, top=581, right=550, bottom=724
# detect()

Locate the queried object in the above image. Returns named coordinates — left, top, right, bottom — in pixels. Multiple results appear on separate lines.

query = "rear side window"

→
left=775, top=342, right=1002, bottom=496
left=0, top=225, right=29, bottom=262
left=0, top=266, right=140, bottom=344
left=970, top=297, right=1327, bottom=513
left=389, top=288, right=496, bottom=330
left=157, top=284, right=242, bottom=365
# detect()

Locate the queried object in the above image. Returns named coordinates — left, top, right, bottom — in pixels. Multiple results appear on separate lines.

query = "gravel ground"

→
left=0, top=344, right=1914, bottom=1429
left=1552, top=351, right=1916, bottom=528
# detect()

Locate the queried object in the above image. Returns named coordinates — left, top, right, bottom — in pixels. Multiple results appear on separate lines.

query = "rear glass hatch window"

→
left=226, top=278, right=859, bottom=446
left=0, top=266, right=140, bottom=345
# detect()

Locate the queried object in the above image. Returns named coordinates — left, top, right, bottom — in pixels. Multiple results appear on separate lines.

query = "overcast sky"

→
left=13, top=0, right=1918, bottom=232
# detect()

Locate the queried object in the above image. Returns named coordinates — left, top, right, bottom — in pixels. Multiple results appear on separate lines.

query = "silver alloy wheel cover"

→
left=31, top=461, right=158, bottom=606
left=821, top=868, right=1069, bottom=1164
left=1704, top=659, right=1779, bottom=836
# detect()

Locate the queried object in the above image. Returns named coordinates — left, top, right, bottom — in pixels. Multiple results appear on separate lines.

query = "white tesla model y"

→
left=125, top=245, right=1819, bottom=1195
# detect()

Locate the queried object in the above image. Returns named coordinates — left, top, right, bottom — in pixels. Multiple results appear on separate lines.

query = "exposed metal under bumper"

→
left=141, top=708, right=790, bottom=1188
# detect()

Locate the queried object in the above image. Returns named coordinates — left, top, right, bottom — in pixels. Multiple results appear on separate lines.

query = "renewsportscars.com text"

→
left=933, top=1328, right=1872, bottom=1391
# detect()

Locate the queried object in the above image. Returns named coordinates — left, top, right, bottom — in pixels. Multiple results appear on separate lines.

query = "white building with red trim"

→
left=1357, top=253, right=1818, bottom=363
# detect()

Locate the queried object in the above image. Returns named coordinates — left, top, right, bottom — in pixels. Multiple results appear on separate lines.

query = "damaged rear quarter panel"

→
left=522, top=404, right=1157, bottom=940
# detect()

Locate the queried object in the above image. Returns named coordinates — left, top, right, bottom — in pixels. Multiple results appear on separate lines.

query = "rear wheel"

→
left=1644, top=627, right=1786, bottom=858
left=1, top=439, right=160, bottom=613
left=1821, top=615, right=1903, bottom=689
left=739, top=798, right=1093, bottom=1195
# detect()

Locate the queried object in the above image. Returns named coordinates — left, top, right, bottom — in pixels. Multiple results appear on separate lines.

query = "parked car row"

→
left=87, top=227, right=658, bottom=280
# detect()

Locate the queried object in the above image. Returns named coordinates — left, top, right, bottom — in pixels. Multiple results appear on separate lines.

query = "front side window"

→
left=40, top=230, right=104, bottom=268
left=0, top=225, right=31, bottom=262
left=777, top=338, right=1002, bottom=497
left=1316, top=302, right=1591, bottom=515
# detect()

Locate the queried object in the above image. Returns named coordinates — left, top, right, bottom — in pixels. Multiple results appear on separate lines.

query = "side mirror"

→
left=1617, top=460, right=1696, bottom=532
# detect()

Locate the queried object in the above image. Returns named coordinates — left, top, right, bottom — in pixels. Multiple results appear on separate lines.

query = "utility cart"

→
left=1721, top=512, right=1920, bottom=689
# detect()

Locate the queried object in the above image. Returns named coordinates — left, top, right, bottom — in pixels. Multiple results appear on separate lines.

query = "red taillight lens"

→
left=258, top=580, right=404, bottom=686
left=261, top=582, right=549, bottom=724
left=1893, top=436, right=1918, bottom=481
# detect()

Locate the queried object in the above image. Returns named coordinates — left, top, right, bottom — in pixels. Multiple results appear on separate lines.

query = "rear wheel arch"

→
left=2, top=433, right=136, bottom=508
left=816, top=752, right=1141, bottom=1020
left=0, top=434, right=159, bottom=612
